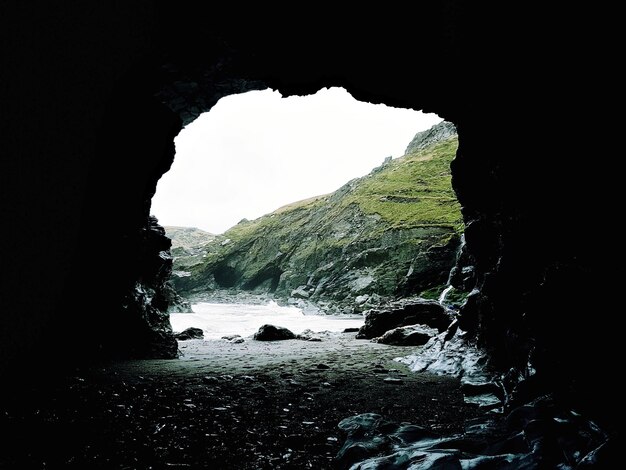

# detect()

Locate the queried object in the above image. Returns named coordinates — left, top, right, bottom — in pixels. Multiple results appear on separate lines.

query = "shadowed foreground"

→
left=0, top=334, right=482, bottom=469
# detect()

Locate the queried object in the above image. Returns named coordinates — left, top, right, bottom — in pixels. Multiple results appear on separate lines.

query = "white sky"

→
left=151, top=87, right=442, bottom=234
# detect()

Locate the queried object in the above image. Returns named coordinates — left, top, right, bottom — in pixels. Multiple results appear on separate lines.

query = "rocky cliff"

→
left=164, top=226, right=215, bottom=273
left=171, top=123, right=463, bottom=313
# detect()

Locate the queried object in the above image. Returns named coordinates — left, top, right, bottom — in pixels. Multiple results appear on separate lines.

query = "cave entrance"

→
left=151, top=87, right=463, bottom=341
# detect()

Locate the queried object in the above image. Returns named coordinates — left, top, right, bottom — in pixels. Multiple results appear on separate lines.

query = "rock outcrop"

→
left=253, top=324, right=296, bottom=341
left=173, top=327, right=204, bottom=340
left=356, top=299, right=453, bottom=339
left=335, top=400, right=609, bottom=469
left=404, top=121, right=457, bottom=154
left=172, top=125, right=462, bottom=314
left=372, top=324, right=438, bottom=346
left=117, top=217, right=180, bottom=358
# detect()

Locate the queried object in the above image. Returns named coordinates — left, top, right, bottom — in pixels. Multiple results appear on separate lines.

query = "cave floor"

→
left=0, top=333, right=484, bottom=469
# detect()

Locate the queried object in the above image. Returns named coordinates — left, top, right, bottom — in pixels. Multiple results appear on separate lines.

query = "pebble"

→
left=316, top=363, right=330, bottom=370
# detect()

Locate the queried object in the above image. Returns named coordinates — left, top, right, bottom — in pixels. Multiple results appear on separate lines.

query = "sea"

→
left=169, top=301, right=364, bottom=339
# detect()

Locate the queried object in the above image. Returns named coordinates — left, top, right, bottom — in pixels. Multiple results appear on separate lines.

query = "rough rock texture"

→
left=397, top=325, right=491, bottom=380
left=356, top=299, right=452, bottom=339
left=335, top=397, right=610, bottom=469
left=0, top=1, right=616, bottom=442
left=404, top=121, right=457, bottom=154
left=172, top=129, right=462, bottom=314
left=117, top=217, right=180, bottom=358
left=221, top=334, right=244, bottom=344
left=253, top=324, right=296, bottom=341
left=173, top=327, right=204, bottom=340
left=372, top=324, right=439, bottom=346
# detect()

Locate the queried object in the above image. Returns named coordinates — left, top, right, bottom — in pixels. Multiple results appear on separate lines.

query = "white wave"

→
left=170, top=302, right=363, bottom=339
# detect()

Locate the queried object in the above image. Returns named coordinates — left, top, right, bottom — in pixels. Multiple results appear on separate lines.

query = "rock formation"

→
left=173, top=327, right=204, bottom=340
left=253, top=324, right=296, bottom=341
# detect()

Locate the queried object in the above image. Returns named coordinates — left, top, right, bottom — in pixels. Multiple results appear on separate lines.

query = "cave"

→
left=0, top=3, right=616, bottom=468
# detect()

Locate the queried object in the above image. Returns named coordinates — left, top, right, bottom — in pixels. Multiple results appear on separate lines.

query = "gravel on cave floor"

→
left=0, top=334, right=484, bottom=469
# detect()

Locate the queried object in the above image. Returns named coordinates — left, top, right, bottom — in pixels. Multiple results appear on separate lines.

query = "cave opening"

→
left=149, top=87, right=465, bottom=344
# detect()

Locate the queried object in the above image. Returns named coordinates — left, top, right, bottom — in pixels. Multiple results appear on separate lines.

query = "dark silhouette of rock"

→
left=253, top=324, right=296, bottom=341
left=373, top=324, right=438, bottom=346
left=173, top=327, right=204, bottom=340
left=357, top=299, right=452, bottom=339
left=337, top=397, right=610, bottom=468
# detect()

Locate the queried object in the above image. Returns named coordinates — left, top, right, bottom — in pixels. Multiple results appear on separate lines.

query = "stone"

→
left=343, top=327, right=360, bottom=333
left=173, top=327, right=204, bottom=340
left=356, top=299, right=452, bottom=339
left=221, top=334, right=244, bottom=344
left=372, top=324, right=438, bottom=346
left=296, top=329, right=323, bottom=341
left=253, top=324, right=296, bottom=341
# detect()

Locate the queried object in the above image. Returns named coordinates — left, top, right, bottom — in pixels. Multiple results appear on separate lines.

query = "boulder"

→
left=253, top=324, right=296, bottom=341
left=296, top=329, right=323, bottom=342
left=173, top=327, right=204, bottom=340
left=356, top=299, right=452, bottom=339
left=221, top=334, right=244, bottom=344
left=373, top=324, right=438, bottom=346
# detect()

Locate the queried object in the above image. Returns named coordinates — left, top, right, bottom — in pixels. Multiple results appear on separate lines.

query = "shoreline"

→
left=170, top=302, right=365, bottom=340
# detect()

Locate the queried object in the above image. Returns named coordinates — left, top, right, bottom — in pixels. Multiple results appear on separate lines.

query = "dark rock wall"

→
left=0, top=2, right=614, bottom=427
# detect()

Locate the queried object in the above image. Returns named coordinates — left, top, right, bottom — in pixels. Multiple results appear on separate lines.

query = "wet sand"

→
left=0, top=333, right=483, bottom=469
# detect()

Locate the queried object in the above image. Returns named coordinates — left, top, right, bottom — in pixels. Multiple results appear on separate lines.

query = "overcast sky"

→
left=151, top=87, right=442, bottom=234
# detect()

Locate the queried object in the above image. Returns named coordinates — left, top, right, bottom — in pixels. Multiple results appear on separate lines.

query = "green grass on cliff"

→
left=223, top=196, right=324, bottom=242
left=344, top=136, right=462, bottom=231
left=219, top=135, right=461, bottom=247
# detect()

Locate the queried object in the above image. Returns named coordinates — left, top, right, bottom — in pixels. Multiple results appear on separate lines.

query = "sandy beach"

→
left=0, top=332, right=484, bottom=469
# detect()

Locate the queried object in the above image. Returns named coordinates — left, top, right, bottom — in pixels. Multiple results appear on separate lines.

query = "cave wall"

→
left=0, top=1, right=613, bottom=425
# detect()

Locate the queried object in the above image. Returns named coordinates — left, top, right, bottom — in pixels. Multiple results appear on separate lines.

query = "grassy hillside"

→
left=350, top=137, right=462, bottom=230
left=221, top=135, right=461, bottom=244
left=171, top=123, right=462, bottom=313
